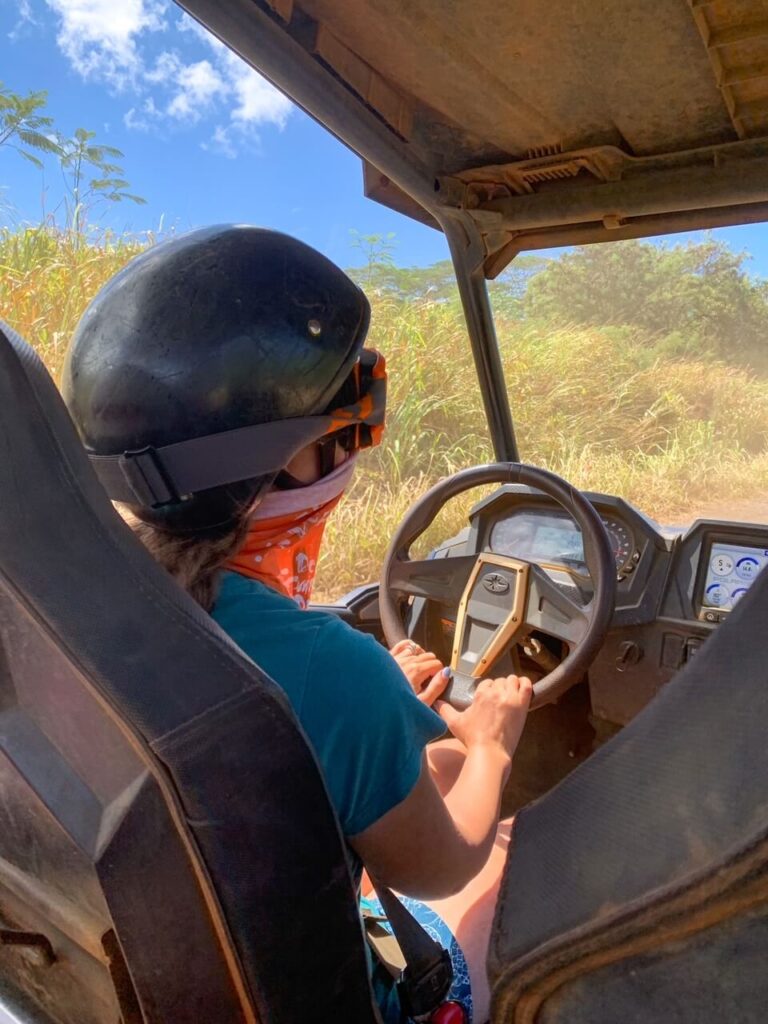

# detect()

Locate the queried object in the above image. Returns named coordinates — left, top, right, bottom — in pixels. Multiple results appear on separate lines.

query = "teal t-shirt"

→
left=212, top=571, right=445, bottom=842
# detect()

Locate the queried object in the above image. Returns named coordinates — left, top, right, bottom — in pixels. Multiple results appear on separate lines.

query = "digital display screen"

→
left=529, top=524, right=585, bottom=565
left=490, top=512, right=587, bottom=569
left=701, top=542, right=767, bottom=613
left=490, top=507, right=636, bottom=575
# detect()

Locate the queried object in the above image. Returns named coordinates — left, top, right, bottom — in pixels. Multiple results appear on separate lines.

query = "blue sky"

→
left=3, top=0, right=768, bottom=276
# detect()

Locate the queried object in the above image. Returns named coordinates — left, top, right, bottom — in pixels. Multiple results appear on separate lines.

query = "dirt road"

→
left=664, top=495, right=768, bottom=529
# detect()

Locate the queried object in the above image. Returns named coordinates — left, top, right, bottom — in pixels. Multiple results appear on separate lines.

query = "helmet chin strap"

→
left=274, top=436, right=342, bottom=491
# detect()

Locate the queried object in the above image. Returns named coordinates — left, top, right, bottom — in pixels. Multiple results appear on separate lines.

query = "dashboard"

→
left=474, top=489, right=768, bottom=626
left=427, top=484, right=768, bottom=726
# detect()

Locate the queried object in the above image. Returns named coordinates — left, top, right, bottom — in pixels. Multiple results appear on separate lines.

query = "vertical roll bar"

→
left=441, top=216, right=519, bottom=462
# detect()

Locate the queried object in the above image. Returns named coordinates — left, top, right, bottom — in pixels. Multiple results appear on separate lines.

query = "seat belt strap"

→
left=370, top=881, right=453, bottom=1020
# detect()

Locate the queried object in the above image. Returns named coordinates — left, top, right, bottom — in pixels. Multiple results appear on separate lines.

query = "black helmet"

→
left=62, top=225, right=384, bottom=534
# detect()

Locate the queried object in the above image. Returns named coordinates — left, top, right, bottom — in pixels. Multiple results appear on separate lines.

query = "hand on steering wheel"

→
left=389, top=639, right=451, bottom=705
left=379, top=463, right=616, bottom=710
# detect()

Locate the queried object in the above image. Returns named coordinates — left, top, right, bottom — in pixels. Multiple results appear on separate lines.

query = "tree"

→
left=523, top=238, right=768, bottom=369
left=351, top=257, right=460, bottom=301
left=0, top=83, right=62, bottom=168
left=57, top=127, right=146, bottom=236
left=488, top=255, right=548, bottom=318
left=348, top=230, right=398, bottom=289
left=346, top=233, right=546, bottom=312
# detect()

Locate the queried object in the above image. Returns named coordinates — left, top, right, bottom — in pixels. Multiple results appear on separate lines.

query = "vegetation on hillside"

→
left=322, top=297, right=768, bottom=596
left=523, top=238, right=768, bottom=372
left=358, top=234, right=768, bottom=373
left=1, top=227, right=767, bottom=600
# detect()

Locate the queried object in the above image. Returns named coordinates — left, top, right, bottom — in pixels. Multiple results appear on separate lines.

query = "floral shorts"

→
left=361, top=893, right=473, bottom=1023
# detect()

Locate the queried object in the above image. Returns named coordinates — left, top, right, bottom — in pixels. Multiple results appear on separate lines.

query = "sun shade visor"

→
left=176, top=1, right=768, bottom=273
left=89, top=350, right=386, bottom=508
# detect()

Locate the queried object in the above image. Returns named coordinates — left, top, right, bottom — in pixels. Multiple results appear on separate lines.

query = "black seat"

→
left=491, top=539, right=768, bottom=1020
left=0, top=321, right=379, bottom=1023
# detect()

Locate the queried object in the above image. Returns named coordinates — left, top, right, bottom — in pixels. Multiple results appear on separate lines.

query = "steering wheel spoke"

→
left=387, top=554, right=476, bottom=605
left=525, top=565, right=590, bottom=647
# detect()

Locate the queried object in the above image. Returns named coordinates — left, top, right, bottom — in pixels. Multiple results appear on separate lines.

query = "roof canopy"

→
left=179, top=0, right=768, bottom=275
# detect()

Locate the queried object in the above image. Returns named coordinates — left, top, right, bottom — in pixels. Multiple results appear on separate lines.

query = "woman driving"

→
left=62, top=225, right=531, bottom=1023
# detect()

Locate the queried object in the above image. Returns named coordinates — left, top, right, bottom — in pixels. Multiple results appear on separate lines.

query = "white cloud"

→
left=123, top=108, right=145, bottom=131
left=167, top=59, right=227, bottom=122
left=223, top=51, right=292, bottom=128
left=44, top=0, right=166, bottom=90
left=40, top=0, right=296, bottom=154
left=123, top=96, right=160, bottom=132
left=8, top=0, right=37, bottom=41
left=193, top=37, right=293, bottom=154
left=202, top=124, right=237, bottom=160
left=146, top=49, right=181, bottom=86
left=178, top=12, right=292, bottom=138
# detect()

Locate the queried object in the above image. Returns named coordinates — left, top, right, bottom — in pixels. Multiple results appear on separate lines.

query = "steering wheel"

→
left=380, top=463, right=616, bottom=710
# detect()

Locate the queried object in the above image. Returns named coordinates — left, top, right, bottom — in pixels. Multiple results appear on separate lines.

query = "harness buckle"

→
left=397, top=947, right=454, bottom=1020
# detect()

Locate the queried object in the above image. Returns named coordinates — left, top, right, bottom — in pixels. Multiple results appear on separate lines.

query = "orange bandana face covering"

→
left=226, top=456, right=357, bottom=608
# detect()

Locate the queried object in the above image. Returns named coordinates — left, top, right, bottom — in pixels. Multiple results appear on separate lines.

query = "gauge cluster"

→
left=463, top=486, right=768, bottom=632
left=459, top=484, right=673, bottom=628
left=489, top=508, right=638, bottom=577
left=410, top=483, right=768, bottom=728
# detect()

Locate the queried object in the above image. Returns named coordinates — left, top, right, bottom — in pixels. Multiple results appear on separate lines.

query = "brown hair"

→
left=119, top=504, right=252, bottom=612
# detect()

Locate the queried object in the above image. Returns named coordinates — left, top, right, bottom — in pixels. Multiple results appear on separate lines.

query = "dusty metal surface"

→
left=299, top=0, right=731, bottom=157
left=179, top=0, right=768, bottom=274
left=690, top=0, right=768, bottom=139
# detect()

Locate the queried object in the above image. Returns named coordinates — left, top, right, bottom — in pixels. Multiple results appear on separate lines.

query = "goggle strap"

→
left=319, top=435, right=337, bottom=477
left=90, top=348, right=387, bottom=509
left=89, top=407, right=379, bottom=509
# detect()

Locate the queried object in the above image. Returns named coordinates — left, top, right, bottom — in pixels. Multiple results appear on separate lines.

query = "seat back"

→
left=0, top=322, right=379, bottom=1023
left=491, top=546, right=768, bottom=1021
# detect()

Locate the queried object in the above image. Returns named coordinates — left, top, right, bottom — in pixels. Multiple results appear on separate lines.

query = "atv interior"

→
left=3, top=2, right=768, bottom=1022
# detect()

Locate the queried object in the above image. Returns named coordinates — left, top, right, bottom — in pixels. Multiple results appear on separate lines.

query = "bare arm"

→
left=349, top=675, right=531, bottom=900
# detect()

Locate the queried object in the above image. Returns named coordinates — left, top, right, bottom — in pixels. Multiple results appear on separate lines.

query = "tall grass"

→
left=0, top=226, right=144, bottom=375
left=1, top=227, right=766, bottom=601
left=320, top=302, right=768, bottom=596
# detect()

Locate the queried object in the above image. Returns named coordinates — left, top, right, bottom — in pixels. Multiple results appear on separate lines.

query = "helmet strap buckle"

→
left=119, top=446, right=181, bottom=508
